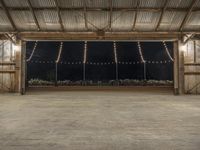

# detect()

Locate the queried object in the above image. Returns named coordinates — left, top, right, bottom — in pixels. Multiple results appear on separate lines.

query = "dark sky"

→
left=26, top=41, right=173, bottom=81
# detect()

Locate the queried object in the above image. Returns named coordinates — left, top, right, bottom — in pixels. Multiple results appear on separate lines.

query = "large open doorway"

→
left=25, top=41, right=174, bottom=92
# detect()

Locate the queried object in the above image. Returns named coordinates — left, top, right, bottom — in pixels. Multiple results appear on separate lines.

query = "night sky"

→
left=26, top=41, right=173, bottom=82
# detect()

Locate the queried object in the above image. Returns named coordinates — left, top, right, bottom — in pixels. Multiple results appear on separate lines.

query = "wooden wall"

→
left=0, top=40, right=15, bottom=92
left=184, top=40, right=200, bottom=94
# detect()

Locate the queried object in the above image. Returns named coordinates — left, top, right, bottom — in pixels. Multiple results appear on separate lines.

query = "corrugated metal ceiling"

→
left=0, top=0, right=199, bottom=32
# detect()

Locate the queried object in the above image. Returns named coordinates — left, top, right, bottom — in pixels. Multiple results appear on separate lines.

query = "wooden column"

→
left=21, top=41, right=26, bottom=94
left=173, top=41, right=179, bottom=95
left=179, top=50, right=185, bottom=94
left=14, top=42, right=21, bottom=93
left=178, top=41, right=185, bottom=94
left=173, top=41, right=185, bottom=95
left=14, top=40, right=26, bottom=94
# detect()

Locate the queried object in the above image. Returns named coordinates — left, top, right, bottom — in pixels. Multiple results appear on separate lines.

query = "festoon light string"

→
left=55, top=42, right=63, bottom=63
left=83, top=41, right=87, bottom=81
left=163, top=41, right=174, bottom=62
left=26, top=41, right=38, bottom=62
left=137, top=41, right=146, bottom=80
left=113, top=41, right=119, bottom=80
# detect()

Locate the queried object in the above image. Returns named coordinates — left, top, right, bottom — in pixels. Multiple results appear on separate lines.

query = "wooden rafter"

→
left=155, top=0, right=168, bottom=31
left=1, top=7, right=199, bottom=12
left=183, top=33, right=195, bottom=44
left=109, top=0, right=113, bottom=31
left=0, top=0, right=17, bottom=31
left=83, top=0, right=88, bottom=30
left=132, top=0, right=140, bottom=31
left=27, top=0, right=40, bottom=31
left=4, top=33, right=16, bottom=44
left=179, top=0, right=198, bottom=31
left=54, top=0, right=64, bottom=31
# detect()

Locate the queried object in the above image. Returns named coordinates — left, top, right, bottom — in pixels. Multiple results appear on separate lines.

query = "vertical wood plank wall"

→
left=0, top=40, right=15, bottom=92
left=184, top=40, right=200, bottom=94
left=0, top=40, right=23, bottom=93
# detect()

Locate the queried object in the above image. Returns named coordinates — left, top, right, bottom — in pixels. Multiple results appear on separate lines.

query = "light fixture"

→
left=13, top=44, right=21, bottom=52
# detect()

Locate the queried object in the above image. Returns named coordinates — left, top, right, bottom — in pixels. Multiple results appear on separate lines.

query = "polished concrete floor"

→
left=0, top=88, right=200, bottom=150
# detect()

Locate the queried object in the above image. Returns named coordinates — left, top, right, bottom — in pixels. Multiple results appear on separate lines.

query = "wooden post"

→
left=173, top=41, right=179, bottom=95
left=14, top=40, right=26, bottom=94
left=179, top=51, right=185, bottom=94
left=178, top=41, right=185, bottom=94
left=194, top=41, right=196, bottom=63
left=14, top=42, right=21, bottom=93
left=21, top=41, right=26, bottom=94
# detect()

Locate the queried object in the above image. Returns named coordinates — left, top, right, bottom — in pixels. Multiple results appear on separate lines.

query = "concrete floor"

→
left=0, top=88, right=200, bottom=150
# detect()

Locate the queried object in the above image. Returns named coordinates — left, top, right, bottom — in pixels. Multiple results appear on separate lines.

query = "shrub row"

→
left=28, top=79, right=173, bottom=86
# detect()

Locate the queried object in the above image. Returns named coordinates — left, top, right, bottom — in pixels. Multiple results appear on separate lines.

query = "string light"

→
left=137, top=41, right=145, bottom=63
left=27, top=41, right=38, bottom=62
left=55, top=42, right=63, bottom=63
left=163, top=41, right=174, bottom=62
left=29, top=60, right=174, bottom=65
left=83, top=41, right=87, bottom=64
left=137, top=42, right=147, bottom=80
left=113, top=41, right=118, bottom=63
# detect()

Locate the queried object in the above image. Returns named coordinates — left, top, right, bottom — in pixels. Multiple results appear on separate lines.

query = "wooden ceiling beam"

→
left=83, top=0, right=88, bottom=31
left=16, top=31, right=190, bottom=41
left=0, top=7, right=200, bottom=12
left=109, top=0, right=113, bottom=31
left=0, top=0, right=17, bottom=31
left=54, top=0, right=64, bottom=31
left=179, top=0, right=198, bottom=31
left=155, top=0, right=169, bottom=31
left=132, top=0, right=140, bottom=31
left=27, top=0, right=41, bottom=31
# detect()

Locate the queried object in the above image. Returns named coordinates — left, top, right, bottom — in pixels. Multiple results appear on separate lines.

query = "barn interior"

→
left=0, top=0, right=200, bottom=149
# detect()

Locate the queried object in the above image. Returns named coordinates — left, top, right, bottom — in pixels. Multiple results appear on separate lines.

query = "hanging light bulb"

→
left=113, top=41, right=118, bottom=64
left=55, top=42, right=63, bottom=63
left=163, top=41, right=174, bottom=62
left=83, top=41, right=87, bottom=64
left=27, top=41, right=38, bottom=62
left=137, top=41, right=145, bottom=63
